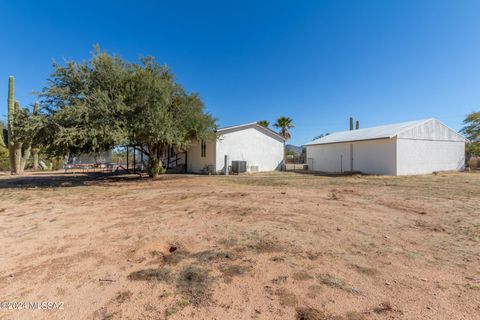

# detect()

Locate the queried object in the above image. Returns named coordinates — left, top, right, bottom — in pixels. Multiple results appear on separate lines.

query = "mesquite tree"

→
left=461, top=111, right=480, bottom=157
left=39, top=48, right=129, bottom=157
left=40, top=47, right=216, bottom=177
left=125, top=57, right=216, bottom=177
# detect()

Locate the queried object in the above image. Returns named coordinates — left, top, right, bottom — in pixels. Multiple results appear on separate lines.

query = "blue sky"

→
left=1, top=0, right=479, bottom=145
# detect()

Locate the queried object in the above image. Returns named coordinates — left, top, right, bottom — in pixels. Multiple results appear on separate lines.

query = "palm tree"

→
left=257, top=120, right=270, bottom=128
left=274, top=117, right=294, bottom=140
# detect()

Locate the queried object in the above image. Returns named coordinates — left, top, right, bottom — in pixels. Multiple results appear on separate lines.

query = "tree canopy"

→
left=274, top=116, right=294, bottom=140
left=257, top=120, right=270, bottom=128
left=461, top=111, right=480, bottom=157
left=38, top=47, right=216, bottom=176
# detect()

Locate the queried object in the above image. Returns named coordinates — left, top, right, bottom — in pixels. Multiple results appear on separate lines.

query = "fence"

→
left=284, top=153, right=307, bottom=171
left=0, top=156, right=64, bottom=172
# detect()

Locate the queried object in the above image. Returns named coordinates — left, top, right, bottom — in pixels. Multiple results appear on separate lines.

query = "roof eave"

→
left=304, top=136, right=393, bottom=146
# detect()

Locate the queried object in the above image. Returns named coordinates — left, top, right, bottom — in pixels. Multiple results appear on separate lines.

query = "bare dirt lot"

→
left=0, top=171, right=479, bottom=320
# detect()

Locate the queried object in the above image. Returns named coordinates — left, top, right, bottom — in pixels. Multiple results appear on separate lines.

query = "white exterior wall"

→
left=397, top=119, right=465, bottom=142
left=306, top=139, right=396, bottom=175
left=186, top=141, right=216, bottom=173
left=396, top=139, right=465, bottom=175
left=351, top=139, right=397, bottom=175
left=215, top=128, right=284, bottom=173
left=306, top=143, right=350, bottom=173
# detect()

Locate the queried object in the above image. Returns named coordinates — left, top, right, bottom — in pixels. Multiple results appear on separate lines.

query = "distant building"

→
left=304, top=118, right=466, bottom=175
left=169, top=122, right=285, bottom=174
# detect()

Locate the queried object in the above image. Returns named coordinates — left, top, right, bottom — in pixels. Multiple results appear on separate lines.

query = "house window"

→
left=201, top=141, right=206, bottom=157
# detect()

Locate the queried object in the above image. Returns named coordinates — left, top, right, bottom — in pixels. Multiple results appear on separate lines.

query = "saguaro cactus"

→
left=7, top=76, right=15, bottom=174
left=13, top=101, right=23, bottom=174
left=349, top=117, right=354, bottom=130
left=355, top=120, right=359, bottom=130
left=32, top=102, right=39, bottom=171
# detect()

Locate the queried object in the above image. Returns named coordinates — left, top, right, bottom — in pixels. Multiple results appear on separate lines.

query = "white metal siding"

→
left=306, top=139, right=396, bottom=175
left=397, top=119, right=465, bottom=141
left=215, top=128, right=284, bottom=173
left=351, top=139, right=397, bottom=175
left=396, top=139, right=465, bottom=175
left=306, top=143, right=350, bottom=173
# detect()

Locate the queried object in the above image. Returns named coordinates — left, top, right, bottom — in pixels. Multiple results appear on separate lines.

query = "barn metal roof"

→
left=304, top=118, right=435, bottom=146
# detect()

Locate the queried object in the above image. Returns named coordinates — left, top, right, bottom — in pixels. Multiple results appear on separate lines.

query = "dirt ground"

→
left=0, top=171, right=479, bottom=320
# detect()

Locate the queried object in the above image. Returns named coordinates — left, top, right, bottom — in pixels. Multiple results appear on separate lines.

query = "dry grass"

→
left=176, top=265, right=212, bottom=305
left=127, top=268, right=172, bottom=282
left=218, top=264, right=251, bottom=283
left=318, top=274, right=361, bottom=294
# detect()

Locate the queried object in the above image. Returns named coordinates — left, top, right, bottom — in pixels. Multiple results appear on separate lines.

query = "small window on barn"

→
left=201, top=141, right=206, bottom=157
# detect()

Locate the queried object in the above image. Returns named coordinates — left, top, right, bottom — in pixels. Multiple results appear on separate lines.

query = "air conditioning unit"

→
left=231, top=161, right=247, bottom=173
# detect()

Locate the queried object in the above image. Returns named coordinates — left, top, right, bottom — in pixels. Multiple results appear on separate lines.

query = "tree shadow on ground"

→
left=0, top=171, right=190, bottom=189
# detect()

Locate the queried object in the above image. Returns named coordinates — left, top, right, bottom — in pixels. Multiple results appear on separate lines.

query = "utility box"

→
left=231, top=161, right=247, bottom=174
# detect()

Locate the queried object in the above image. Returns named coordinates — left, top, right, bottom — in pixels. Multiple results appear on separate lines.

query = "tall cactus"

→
left=13, top=101, right=23, bottom=174
left=7, top=76, right=15, bottom=174
left=6, top=77, right=34, bottom=175
left=32, top=102, right=39, bottom=171
left=355, top=120, right=359, bottom=130
left=349, top=117, right=354, bottom=131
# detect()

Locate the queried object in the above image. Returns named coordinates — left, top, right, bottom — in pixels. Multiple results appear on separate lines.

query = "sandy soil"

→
left=0, top=171, right=479, bottom=320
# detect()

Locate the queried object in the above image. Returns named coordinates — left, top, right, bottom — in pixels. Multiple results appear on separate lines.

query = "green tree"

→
left=39, top=47, right=129, bottom=157
left=313, top=133, right=329, bottom=140
left=125, top=57, right=216, bottom=177
left=257, top=120, right=269, bottom=128
left=466, top=142, right=480, bottom=157
left=274, top=116, right=293, bottom=140
left=0, top=122, right=8, bottom=171
left=40, top=47, right=216, bottom=177
left=461, top=111, right=480, bottom=141
left=461, top=111, right=480, bottom=157
left=11, top=103, right=44, bottom=174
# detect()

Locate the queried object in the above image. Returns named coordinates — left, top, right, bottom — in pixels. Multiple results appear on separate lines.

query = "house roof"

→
left=217, top=122, right=286, bottom=142
left=304, top=118, right=448, bottom=146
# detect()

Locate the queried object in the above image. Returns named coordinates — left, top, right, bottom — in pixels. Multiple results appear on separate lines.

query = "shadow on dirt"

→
left=0, top=171, right=190, bottom=189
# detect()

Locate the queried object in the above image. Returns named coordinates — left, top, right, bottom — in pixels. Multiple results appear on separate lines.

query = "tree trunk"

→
left=33, top=149, right=39, bottom=171
left=14, top=142, right=22, bottom=174
left=147, top=156, right=160, bottom=178
left=19, top=145, right=32, bottom=174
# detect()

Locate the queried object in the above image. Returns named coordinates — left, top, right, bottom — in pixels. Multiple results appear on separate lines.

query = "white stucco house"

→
left=169, top=122, right=285, bottom=174
left=304, top=118, right=466, bottom=176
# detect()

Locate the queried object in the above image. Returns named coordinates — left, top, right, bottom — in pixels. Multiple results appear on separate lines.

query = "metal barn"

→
left=304, top=118, right=466, bottom=175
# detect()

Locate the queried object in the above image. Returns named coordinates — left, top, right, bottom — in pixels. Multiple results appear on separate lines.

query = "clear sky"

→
left=1, top=0, right=479, bottom=145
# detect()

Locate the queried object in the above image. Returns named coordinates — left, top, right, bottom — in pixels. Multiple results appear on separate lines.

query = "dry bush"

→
left=318, top=274, right=361, bottom=294
left=176, top=265, right=211, bottom=305
left=127, top=267, right=172, bottom=282
left=275, top=288, right=298, bottom=307
left=218, top=264, right=251, bottom=282
left=192, top=250, right=237, bottom=263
